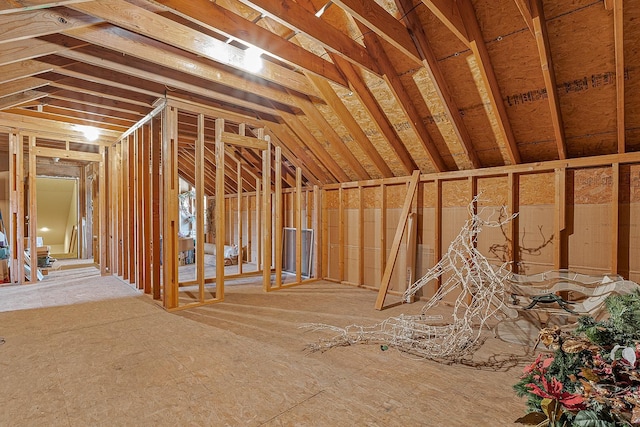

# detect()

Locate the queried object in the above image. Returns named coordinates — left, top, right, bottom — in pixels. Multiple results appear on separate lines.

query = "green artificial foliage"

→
left=576, top=289, right=640, bottom=348
left=514, top=289, right=640, bottom=426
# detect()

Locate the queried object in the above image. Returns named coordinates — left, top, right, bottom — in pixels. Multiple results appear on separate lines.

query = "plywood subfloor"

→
left=0, top=269, right=533, bottom=426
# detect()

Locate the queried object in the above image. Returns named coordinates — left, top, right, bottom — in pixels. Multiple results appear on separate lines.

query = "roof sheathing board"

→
left=328, top=79, right=406, bottom=177
left=359, top=69, right=437, bottom=174
left=294, top=112, right=358, bottom=181
left=412, top=68, right=474, bottom=170
left=625, top=3, right=640, bottom=151
left=473, top=0, right=555, bottom=164
left=311, top=96, right=380, bottom=178
left=547, top=1, right=617, bottom=157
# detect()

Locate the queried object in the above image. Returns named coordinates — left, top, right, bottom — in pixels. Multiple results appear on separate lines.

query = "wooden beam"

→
left=196, top=114, right=205, bottom=301
left=149, top=0, right=347, bottom=87
left=57, top=42, right=288, bottom=114
left=554, top=168, right=566, bottom=270
left=236, top=144, right=243, bottom=276
left=338, top=187, right=344, bottom=282
left=458, top=0, right=521, bottom=164
left=0, top=36, right=85, bottom=67
left=277, top=110, right=351, bottom=182
left=332, top=0, right=421, bottom=63
left=295, top=167, right=303, bottom=283
left=274, top=145, right=283, bottom=288
left=0, top=90, right=47, bottom=110
left=375, top=170, right=420, bottom=310
left=611, top=163, right=620, bottom=274
left=306, top=73, right=394, bottom=178
left=235, top=0, right=381, bottom=76
left=0, top=1, right=91, bottom=14
left=397, top=0, right=480, bottom=169
left=162, top=105, right=179, bottom=308
left=513, top=0, right=535, bottom=35
left=331, top=54, right=417, bottom=174
left=531, top=0, right=566, bottom=159
left=0, top=7, right=100, bottom=44
left=0, top=60, right=53, bottom=84
left=215, top=118, right=226, bottom=299
left=362, top=30, right=447, bottom=172
left=98, top=145, right=108, bottom=275
left=0, top=76, right=48, bottom=98
left=420, top=0, right=469, bottom=45
left=32, top=146, right=101, bottom=162
left=222, top=132, right=268, bottom=150
left=261, top=133, right=272, bottom=291
left=68, top=1, right=317, bottom=96
left=508, top=172, right=519, bottom=273
left=613, top=0, right=625, bottom=153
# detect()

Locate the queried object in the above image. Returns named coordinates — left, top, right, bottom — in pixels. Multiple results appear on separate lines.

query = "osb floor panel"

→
left=0, top=268, right=533, bottom=426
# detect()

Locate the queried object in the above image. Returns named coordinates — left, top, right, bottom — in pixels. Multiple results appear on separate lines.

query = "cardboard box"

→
left=178, top=237, right=194, bottom=252
left=0, top=259, right=9, bottom=283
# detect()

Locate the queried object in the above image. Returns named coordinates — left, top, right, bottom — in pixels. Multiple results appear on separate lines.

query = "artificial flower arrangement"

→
left=514, top=289, right=640, bottom=426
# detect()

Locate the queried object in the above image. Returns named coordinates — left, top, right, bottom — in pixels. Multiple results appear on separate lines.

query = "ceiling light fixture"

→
left=74, top=125, right=100, bottom=141
left=243, top=46, right=264, bottom=73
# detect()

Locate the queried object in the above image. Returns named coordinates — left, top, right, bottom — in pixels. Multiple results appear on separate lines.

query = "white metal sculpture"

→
left=303, top=197, right=517, bottom=360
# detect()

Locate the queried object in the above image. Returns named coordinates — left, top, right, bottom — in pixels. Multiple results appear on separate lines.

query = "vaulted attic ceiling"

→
left=0, top=0, right=636, bottom=191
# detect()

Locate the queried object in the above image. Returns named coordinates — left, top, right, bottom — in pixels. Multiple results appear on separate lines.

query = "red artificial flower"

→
left=526, top=377, right=586, bottom=411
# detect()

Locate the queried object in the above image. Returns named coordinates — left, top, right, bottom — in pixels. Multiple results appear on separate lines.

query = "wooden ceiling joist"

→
left=148, top=0, right=348, bottom=87
left=0, top=90, right=48, bottom=110
left=4, top=106, right=128, bottom=132
left=278, top=110, right=351, bottom=182
left=0, top=7, right=100, bottom=45
left=234, top=0, right=381, bottom=76
left=420, top=0, right=469, bottom=46
left=60, top=24, right=301, bottom=111
left=0, top=1, right=92, bottom=15
left=0, top=76, right=49, bottom=98
left=49, top=76, right=157, bottom=108
left=0, top=60, right=54, bottom=84
left=68, top=0, right=317, bottom=96
left=331, top=0, right=422, bottom=65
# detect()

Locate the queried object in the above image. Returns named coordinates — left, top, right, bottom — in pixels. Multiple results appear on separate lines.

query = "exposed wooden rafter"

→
left=531, top=0, right=566, bottom=159
left=613, top=0, right=625, bottom=153
left=147, top=0, right=348, bottom=87
left=458, top=0, right=521, bottom=164
left=331, top=54, right=417, bottom=174
left=361, top=28, right=447, bottom=172
left=306, top=72, right=394, bottom=178
left=397, top=0, right=480, bottom=169
left=234, top=0, right=381, bottom=76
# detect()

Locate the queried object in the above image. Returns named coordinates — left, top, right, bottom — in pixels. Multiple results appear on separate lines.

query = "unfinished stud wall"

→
left=325, top=154, right=640, bottom=305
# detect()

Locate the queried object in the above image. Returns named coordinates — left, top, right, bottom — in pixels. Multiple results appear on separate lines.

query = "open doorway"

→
left=36, top=177, right=79, bottom=260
